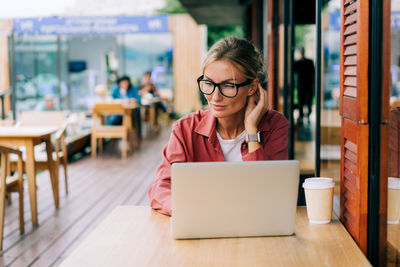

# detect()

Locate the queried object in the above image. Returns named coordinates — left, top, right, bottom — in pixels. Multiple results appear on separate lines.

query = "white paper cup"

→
left=303, top=177, right=335, bottom=224
left=388, top=177, right=400, bottom=224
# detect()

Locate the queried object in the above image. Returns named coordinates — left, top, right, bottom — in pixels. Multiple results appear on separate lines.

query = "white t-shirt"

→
left=216, top=130, right=247, bottom=162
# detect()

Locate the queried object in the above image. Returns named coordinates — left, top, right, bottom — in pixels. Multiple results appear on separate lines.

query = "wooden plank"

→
left=344, top=0, right=355, bottom=5
left=344, top=34, right=357, bottom=45
left=169, top=14, right=203, bottom=113
left=344, top=158, right=357, bottom=174
left=357, top=0, right=369, bottom=124
left=59, top=206, right=370, bottom=267
left=344, top=2, right=357, bottom=15
left=344, top=195, right=358, bottom=217
left=344, top=45, right=357, bottom=56
left=344, top=55, right=357, bottom=65
left=344, top=76, right=357, bottom=87
left=344, top=87, right=357, bottom=97
left=0, top=20, right=12, bottom=119
left=344, top=149, right=357, bottom=164
left=344, top=13, right=357, bottom=26
left=344, top=66, right=357, bottom=76
left=344, top=139, right=357, bottom=153
left=342, top=96, right=358, bottom=121
left=344, top=23, right=357, bottom=36
left=343, top=210, right=358, bottom=240
left=343, top=169, right=357, bottom=194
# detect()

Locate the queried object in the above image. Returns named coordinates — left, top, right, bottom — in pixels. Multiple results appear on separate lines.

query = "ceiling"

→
left=180, top=0, right=332, bottom=26
left=180, top=0, right=245, bottom=25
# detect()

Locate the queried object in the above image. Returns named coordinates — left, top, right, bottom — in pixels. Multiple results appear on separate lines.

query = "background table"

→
left=0, top=126, right=59, bottom=226
left=60, top=206, right=370, bottom=267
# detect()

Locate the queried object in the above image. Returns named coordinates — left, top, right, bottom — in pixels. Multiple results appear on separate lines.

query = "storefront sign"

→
left=13, top=15, right=168, bottom=35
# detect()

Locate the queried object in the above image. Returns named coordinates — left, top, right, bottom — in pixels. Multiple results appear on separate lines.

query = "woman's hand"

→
left=244, top=84, right=269, bottom=135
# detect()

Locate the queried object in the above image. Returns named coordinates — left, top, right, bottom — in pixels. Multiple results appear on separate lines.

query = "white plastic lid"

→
left=303, top=177, right=335, bottom=189
left=388, top=177, right=400, bottom=189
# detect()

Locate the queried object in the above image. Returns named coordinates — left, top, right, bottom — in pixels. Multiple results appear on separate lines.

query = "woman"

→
left=149, top=37, right=289, bottom=216
left=110, top=76, right=141, bottom=103
left=109, top=76, right=141, bottom=137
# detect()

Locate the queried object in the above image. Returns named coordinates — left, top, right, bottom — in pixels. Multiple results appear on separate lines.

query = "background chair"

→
left=0, top=146, right=24, bottom=250
left=10, top=111, right=69, bottom=195
left=91, top=103, right=133, bottom=158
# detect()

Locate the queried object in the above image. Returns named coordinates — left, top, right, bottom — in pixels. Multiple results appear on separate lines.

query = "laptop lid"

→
left=171, top=160, right=300, bottom=239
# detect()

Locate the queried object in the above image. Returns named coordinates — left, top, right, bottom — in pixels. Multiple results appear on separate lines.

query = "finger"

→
left=257, top=84, right=265, bottom=106
left=247, top=94, right=256, bottom=109
left=257, top=84, right=268, bottom=107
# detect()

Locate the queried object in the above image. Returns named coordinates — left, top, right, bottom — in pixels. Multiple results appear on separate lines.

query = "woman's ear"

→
left=247, top=79, right=259, bottom=96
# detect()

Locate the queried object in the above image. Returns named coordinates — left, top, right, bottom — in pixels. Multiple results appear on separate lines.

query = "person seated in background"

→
left=87, top=84, right=112, bottom=108
left=36, top=94, right=57, bottom=111
left=109, top=76, right=141, bottom=138
left=94, top=84, right=111, bottom=102
left=139, top=71, right=168, bottom=113
left=148, top=37, right=289, bottom=216
left=111, top=76, right=141, bottom=101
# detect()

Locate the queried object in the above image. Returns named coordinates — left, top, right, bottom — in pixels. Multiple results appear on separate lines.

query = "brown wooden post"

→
left=339, top=0, right=369, bottom=254
left=0, top=20, right=12, bottom=119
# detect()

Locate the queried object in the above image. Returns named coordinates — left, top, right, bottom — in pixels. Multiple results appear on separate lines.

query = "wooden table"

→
left=60, top=206, right=370, bottom=267
left=0, top=126, right=59, bottom=226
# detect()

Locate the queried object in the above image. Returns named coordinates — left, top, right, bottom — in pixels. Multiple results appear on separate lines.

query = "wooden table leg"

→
left=45, top=138, right=59, bottom=209
left=133, top=109, right=141, bottom=147
left=25, top=139, right=38, bottom=227
left=0, top=153, right=7, bottom=250
left=126, top=112, right=133, bottom=153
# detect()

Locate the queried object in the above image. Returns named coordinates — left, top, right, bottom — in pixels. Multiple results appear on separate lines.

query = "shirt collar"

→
left=194, top=109, right=215, bottom=137
left=194, top=109, right=272, bottom=138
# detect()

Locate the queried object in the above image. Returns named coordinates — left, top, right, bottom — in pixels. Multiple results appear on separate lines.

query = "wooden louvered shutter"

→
left=339, top=0, right=369, bottom=254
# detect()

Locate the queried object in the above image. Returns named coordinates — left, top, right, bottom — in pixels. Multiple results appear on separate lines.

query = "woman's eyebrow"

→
left=203, top=76, right=237, bottom=82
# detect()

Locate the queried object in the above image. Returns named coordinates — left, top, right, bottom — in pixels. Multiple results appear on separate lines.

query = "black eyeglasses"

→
left=197, top=75, right=254, bottom=98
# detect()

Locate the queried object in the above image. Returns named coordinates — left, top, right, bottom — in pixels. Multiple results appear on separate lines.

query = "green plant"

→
left=157, top=0, right=186, bottom=14
left=207, top=25, right=245, bottom=49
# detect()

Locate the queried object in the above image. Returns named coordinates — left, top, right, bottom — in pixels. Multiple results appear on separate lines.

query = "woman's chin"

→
left=210, top=109, right=233, bottom=119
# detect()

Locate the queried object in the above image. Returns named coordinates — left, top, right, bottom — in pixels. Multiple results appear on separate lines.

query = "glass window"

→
left=14, top=35, right=59, bottom=113
left=387, top=1, right=400, bottom=264
left=121, top=33, right=173, bottom=90
left=320, top=0, right=341, bottom=214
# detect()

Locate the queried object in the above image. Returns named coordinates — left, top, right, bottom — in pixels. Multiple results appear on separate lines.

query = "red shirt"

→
left=148, top=109, right=289, bottom=215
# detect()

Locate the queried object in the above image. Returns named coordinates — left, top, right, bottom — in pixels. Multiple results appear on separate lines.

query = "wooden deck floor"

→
left=0, top=126, right=171, bottom=267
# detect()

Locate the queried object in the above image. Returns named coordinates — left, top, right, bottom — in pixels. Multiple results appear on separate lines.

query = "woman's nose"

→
left=211, top=86, right=223, bottom=101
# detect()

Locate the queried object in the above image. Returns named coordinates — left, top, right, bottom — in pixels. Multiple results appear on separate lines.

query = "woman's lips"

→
left=211, top=103, right=226, bottom=111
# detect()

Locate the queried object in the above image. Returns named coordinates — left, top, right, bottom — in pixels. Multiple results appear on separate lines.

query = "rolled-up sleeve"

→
left=148, top=123, right=187, bottom=216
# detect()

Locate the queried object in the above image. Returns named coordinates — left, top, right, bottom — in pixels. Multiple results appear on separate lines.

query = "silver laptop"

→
left=171, top=160, right=299, bottom=239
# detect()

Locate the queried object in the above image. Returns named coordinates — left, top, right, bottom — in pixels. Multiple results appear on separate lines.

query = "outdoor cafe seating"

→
left=91, top=102, right=138, bottom=159
left=9, top=111, right=69, bottom=195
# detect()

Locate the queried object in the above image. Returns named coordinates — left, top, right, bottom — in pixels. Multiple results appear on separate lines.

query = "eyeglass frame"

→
left=197, top=75, right=254, bottom=98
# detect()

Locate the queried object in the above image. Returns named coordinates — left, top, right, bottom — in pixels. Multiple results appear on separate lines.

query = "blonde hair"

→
left=202, top=36, right=266, bottom=83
